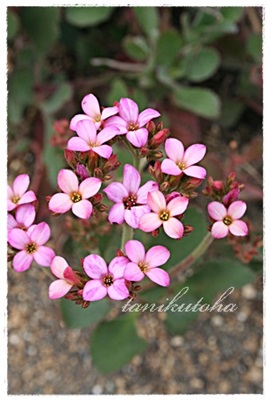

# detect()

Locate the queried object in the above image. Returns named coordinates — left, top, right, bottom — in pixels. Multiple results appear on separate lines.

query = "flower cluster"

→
left=7, top=93, right=250, bottom=308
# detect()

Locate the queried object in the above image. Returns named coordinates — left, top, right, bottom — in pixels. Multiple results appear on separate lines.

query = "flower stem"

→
left=121, top=223, right=134, bottom=252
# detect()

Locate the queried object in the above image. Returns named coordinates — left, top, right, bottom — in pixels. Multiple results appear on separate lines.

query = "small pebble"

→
left=211, top=315, right=224, bottom=327
left=242, top=284, right=257, bottom=300
left=170, top=336, right=184, bottom=347
left=92, top=384, right=103, bottom=395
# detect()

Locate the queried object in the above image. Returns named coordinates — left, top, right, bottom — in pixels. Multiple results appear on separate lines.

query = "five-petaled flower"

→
left=8, top=204, right=36, bottom=232
left=208, top=200, right=248, bottom=239
left=161, top=138, right=207, bottom=179
left=139, top=190, right=189, bottom=239
left=105, top=97, right=160, bottom=148
left=8, top=222, right=55, bottom=272
left=104, top=164, right=158, bottom=228
left=124, top=240, right=170, bottom=287
left=49, top=256, right=82, bottom=299
left=49, top=169, right=101, bottom=219
left=67, top=119, right=119, bottom=159
left=82, top=255, right=129, bottom=301
left=69, top=93, right=119, bottom=130
left=8, top=174, right=37, bottom=211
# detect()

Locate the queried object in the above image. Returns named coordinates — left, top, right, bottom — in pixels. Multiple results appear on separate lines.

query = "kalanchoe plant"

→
left=8, top=93, right=260, bottom=374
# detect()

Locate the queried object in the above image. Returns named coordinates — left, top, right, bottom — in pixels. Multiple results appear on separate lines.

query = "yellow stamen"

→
left=71, top=192, right=82, bottom=203
left=159, top=210, right=170, bottom=221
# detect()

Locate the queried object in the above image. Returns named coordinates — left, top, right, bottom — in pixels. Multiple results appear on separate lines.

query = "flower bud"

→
left=222, top=188, right=240, bottom=206
left=141, top=147, right=149, bottom=156
left=212, top=180, right=224, bottom=191
left=148, top=129, right=169, bottom=149
left=94, top=168, right=103, bottom=179
left=145, top=120, right=156, bottom=135
left=64, top=149, right=77, bottom=169
left=91, top=193, right=103, bottom=206
left=76, top=164, right=89, bottom=180
left=116, top=249, right=125, bottom=257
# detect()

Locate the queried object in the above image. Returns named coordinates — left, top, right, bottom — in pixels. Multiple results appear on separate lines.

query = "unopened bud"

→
left=91, top=193, right=103, bottom=206
left=82, top=301, right=90, bottom=309
left=53, top=119, right=69, bottom=135
left=116, top=249, right=125, bottom=257
left=145, top=120, right=156, bottom=135
left=64, top=149, right=77, bottom=169
left=76, top=163, right=89, bottom=180
left=103, top=175, right=112, bottom=181
left=98, top=203, right=108, bottom=212
left=149, top=129, right=169, bottom=149
left=212, top=180, right=224, bottom=191
left=222, top=188, right=240, bottom=206
left=160, top=181, right=170, bottom=191
left=141, top=147, right=149, bottom=156
left=133, top=285, right=141, bottom=291
left=102, top=154, right=120, bottom=173
left=151, top=150, right=163, bottom=159
left=156, top=121, right=164, bottom=131
left=87, top=150, right=99, bottom=171
left=183, top=225, right=194, bottom=235
left=94, top=167, right=103, bottom=179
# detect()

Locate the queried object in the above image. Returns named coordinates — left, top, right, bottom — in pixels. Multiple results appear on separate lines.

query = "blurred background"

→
left=7, top=6, right=263, bottom=394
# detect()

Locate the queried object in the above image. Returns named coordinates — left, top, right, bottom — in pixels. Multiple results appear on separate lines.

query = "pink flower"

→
left=48, top=169, right=101, bottom=219
left=82, top=255, right=129, bottom=301
left=139, top=190, right=189, bottom=239
left=49, top=256, right=81, bottom=299
left=124, top=240, right=170, bottom=287
left=161, top=138, right=207, bottom=179
left=8, top=204, right=36, bottom=231
left=105, top=98, right=160, bottom=148
left=69, top=93, right=119, bottom=130
left=208, top=200, right=248, bottom=239
left=8, top=174, right=37, bottom=211
left=103, top=164, right=158, bottom=228
left=67, top=119, right=119, bottom=159
left=8, top=222, right=55, bottom=272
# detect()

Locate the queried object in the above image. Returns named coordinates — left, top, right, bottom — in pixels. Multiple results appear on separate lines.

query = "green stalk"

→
left=121, top=223, right=134, bottom=252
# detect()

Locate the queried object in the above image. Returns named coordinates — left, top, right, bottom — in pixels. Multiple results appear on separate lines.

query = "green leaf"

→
left=220, top=7, right=244, bottom=22
left=7, top=10, right=19, bottom=40
left=123, top=36, right=149, bottom=61
left=61, top=298, right=111, bottom=329
left=20, top=7, right=60, bottom=56
left=165, top=292, right=199, bottom=335
left=107, top=79, right=128, bottom=105
left=182, top=47, right=220, bottom=82
left=66, top=7, right=114, bottom=27
left=174, top=86, right=221, bottom=119
left=246, top=33, right=262, bottom=63
left=41, top=82, right=72, bottom=115
left=156, top=30, right=184, bottom=66
left=131, top=89, right=148, bottom=109
left=8, top=68, right=33, bottom=124
left=134, top=7, right=159, bottom=40
left=91, top=314, right=147, bottom=373
left=219, top=98, right=244, bottom=128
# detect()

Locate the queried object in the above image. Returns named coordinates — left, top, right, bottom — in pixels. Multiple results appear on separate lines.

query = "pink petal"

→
left=104, top=182, right=128, bottom=203
left=108, top=256, right=129, bottom=279
left=83, top=254, right=108, bottom=279
left=33, top=246, right=55, bottom=266
left=211, top=221, right=229, bottom=239
left=104, top=116, right=127, bottom=133
left=12, top=250, right=33, bottom=272
left=228, top=201, right=247, bottom=220
left=137, top=180, right=159, bottom=204
left=165, top=138, right=184, bottom=163
left=145, top=267, right=170, bottom=287
left=184, top=166, right=207, bottom=179
left=15, top=204, right=36, bottom=227
left=50, top=255, right=68, bottom=279
left=126, top=128, right=148, bottom=148
left=124, top=205, right=150, bottom=229
left=83, top=280, right=107, bottom=301
left=49, top=193, right=73, bottom=214
left=147, top=190, right=166, bottom=213
left=108, top=279, right=129, bottom=300
left=229, top=220, right=248, bottom=236
left=72, top=199, right=93, bottom=219
left=69, top=114, right=92, bottom=131
left=119, top=98, right=139, bottom=122
left=8, top=228, right=29, bottom=250
left=208, top=202, right=227, bottom=221
left=123, top=164, right=141, bottom=194
left=163, top=218, right=184, bottom=239
left=81, top=93, right=100, bottom=117
left=12, top=174, right=30, bottom=197
left=8, top=214, right=17, bottom=230
left=124, top=262, right=145, bottom=282
left=76, top=119, right=97, bottom=143
left=7, top=200, right=16, bottom=211
left=49, top=279, right=73, bottom=299
left=30, top=222, right=51, bottom=245
left=101, top=105, right=119, bottom=120
left=18, top=191, right=37, bottom=205
left=97, top=126, right=119, bottom=144
left=183, top=144, right=206, bottom=167
left=79, top=177, right=101, bottom=199
left=7, top=185, right=14, bottom=199
left=108, top=203, right=125, bottom=224
left=67, top=136, right=91, bottom=151
left=124, top=240, right=145, bottom=263
left=139, top=212, right=161, bottom=232
left=167, top=196, right=189, bottom=216
left=138, top=108, right=160, bottom=127
left=161, top=159, right=182, bottom=176
left=58, top=169, right=79, bottom=194
left=27, top=224, right=36, bottom=237
left=145, top=245, right=170, bottom=268
left=92, top=144, right=113, bottom=159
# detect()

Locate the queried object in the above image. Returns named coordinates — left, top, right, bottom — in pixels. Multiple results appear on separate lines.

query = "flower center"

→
left=102, top=274, right=114, bottom=287
left=177, top=162, right=186, bottom=170
left=223, top=216, right=232, bottom=226
left=128, top=122, right=139, bottom=131
left=138, top=262, right=148, bottom=273
left=12, top=196, right=20, bottom=204
left=94, top=114, right=101, bottom=122
left=71, top=192, right=82, bottom=203
left=159, top=210, right=170, bottom=221
left=26, top=242, right=37, bottom=254
left=123, top=194, right=137, bottom=210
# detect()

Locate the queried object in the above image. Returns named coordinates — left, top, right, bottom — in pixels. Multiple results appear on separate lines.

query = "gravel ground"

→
left=7, top=264, right=263, bottom=395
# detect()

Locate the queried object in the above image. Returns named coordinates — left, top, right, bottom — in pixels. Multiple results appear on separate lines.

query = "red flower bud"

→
left=64, top=149, right=77, bottom=169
